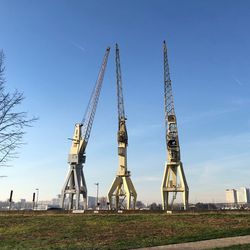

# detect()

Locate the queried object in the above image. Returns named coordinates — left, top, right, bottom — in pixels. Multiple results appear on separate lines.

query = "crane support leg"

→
left=161, top=190, right=169, bottom=210
left=61, top=164, right=87, bottom=210
left=161, top=162, right=189, bottom=210
left=108, top=175, right=137, bottom=210
left=178, top=162, right=189, bottom=209
left=68, top=193, right=73, bottom=210
left=80, top=168, right=87, bottom=209
left=124, top=176, right=137, bottom=209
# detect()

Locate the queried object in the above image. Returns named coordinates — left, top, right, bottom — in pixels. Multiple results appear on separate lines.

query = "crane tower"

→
left=61, top=47, right=110, bottom=210
left=108, top=44, right=137, bottom=210
left=161, top=41, right=189, bottom=210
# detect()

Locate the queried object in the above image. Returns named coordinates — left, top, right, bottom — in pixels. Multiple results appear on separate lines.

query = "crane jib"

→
left=116, top=44, right=126, bottom=120
left=81, top=47, right=110, bottom=146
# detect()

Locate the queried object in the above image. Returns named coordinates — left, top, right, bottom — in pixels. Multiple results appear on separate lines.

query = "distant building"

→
left=226, top=187, right=250, bottom=204
left=51, top=194, right=61, bottom=206
left=37, top=200, right=51, bottom=210
left=20, top=199, right=26, bottom=209
left=88, top=196, right=96, bottom=209
left=99, top=196, right=108, bottom=209
left=225, top=189, right=237, bottom=203
left=237, top=187, right=250, bottom=204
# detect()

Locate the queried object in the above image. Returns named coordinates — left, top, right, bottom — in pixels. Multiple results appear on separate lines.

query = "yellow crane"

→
left=61, top=47, right=110, bottom=210
left=161, top=41, right=189, bottom=210
left=108, top=44, right=137, bottom=210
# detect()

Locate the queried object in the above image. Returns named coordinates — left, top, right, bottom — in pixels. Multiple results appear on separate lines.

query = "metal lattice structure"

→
left=164, top=41, right=175, bottom=119
left=108, top=44, right=137, bottom=210
left=61, top=47, right=110, bottom=210
left=115, top=44, right=126, bottom=121
left=81, top=50, right=110, bottom=145
left=161, top=41, right=189, bottom=210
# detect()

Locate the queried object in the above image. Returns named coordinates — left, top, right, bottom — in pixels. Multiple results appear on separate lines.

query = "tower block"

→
left=161, top=41, right=189, bottom=210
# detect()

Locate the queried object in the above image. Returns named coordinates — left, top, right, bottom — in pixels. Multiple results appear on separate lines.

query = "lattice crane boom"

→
left=116, top=43, right=126, bottom=121
left=115, top=44, right=128, bottom=146
left=163, top=41, right=175, bottom=118
left=81, top=47, right=110, bottom=150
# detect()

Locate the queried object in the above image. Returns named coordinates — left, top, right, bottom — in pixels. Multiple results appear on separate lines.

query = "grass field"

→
left=213, top=244, right=250, bottom=250
left=0, top=211, right=250, bottom=249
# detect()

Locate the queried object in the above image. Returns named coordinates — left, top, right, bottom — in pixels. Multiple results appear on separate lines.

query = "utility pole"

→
left=35, top=188, right=39, bottom=210
left=9, top=190, right=13, bottom=211
left=94, top=182, right=99, bottom=208
left=32, top=192, right=36, bottom=210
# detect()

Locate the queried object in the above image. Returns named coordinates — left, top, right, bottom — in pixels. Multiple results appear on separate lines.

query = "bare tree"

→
left=0, top=50, right=37, bottom=166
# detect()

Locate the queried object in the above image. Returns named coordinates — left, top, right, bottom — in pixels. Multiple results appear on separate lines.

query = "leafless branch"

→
left=0, top=50, right=38, bottom=166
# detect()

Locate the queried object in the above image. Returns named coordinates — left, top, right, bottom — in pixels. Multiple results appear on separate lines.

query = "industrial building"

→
left=225, top=189, right=237, bottom=203
left=226, top=187, right=250, bottom=204
left=237, top=187, right=250, bottom=203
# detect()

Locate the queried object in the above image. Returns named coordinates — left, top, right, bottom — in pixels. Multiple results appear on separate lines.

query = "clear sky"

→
left=0, top=0, right=250, bottom=204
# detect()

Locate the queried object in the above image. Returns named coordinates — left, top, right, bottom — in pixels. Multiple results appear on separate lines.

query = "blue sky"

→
left=0, top=0, right=250, bottom=204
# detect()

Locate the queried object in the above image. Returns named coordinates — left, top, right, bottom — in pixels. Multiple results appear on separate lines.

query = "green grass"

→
left=212, top=243, right=250, bottom=249
left=0, top=212, right=250, bottom=249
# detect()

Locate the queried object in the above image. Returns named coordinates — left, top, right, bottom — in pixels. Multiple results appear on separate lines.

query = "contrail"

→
left=234, top=77, right=243, bottom=86
left=71, top=41, right=85, bottom=52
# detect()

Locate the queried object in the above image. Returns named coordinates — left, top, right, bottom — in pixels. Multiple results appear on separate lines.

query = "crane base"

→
left=108, top=175, right=137, bottom=210
left=161, top=161, right=189, bottom=210
left=61, top=164, right=87, bottom=210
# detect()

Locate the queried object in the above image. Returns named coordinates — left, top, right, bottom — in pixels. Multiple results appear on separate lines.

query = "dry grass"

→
left=0, top=211, right=250, bottom=249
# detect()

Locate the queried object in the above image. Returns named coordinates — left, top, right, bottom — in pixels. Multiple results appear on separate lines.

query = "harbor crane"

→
left=61, top=47, right=110, bottom=210
left=108, top=44, right=137, bottom=210
left=161, top=41, right=189, bottom=210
